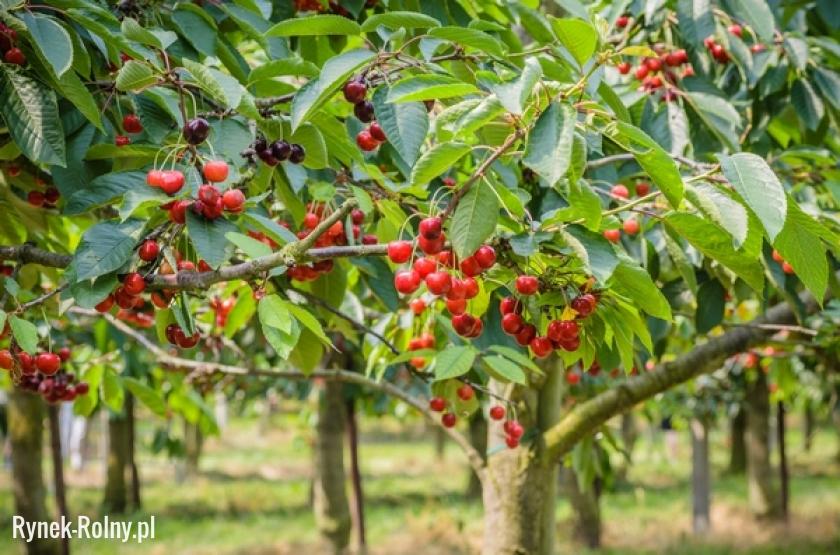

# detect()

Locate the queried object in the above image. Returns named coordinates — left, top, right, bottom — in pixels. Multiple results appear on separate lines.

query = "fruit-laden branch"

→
left=542, top=287, right=824, bottom=463
left=69, top=307, right=488, bottom=480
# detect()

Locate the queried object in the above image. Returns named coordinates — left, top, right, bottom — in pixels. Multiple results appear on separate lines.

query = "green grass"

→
left=0, top=413, right=838, bottom=554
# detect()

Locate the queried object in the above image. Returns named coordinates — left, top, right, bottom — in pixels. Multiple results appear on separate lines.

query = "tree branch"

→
left=69, top=307, right=488, bottom=480
left=542, top=287, right=824, bottom=463
left=0, top=244, right=72, bottom=268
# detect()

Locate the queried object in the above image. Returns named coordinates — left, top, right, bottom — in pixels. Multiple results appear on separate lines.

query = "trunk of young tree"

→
left=690, top=418, right=711, bottom=534
left=777, top=401, right=789, bottom=520
left=8, top=391, right=60, bottom=555
left=126, top=395, right=141, bottom=509
left=466, top=412, right=487, bottom=499
left=481, top=359, right=563, bottom=555
left=433, top=425, right=446, bottom=460
left=745, top=371, right=782, bottom=519
left=47, top=405, right=70, bottom=555
left=561, top=466, right=601, bottom=548
left=184, top=419, right=203, bottom=476
left=103, top=407, right=130, bottom=513
left=616, top=411, right=637, bottom=481
left=313, top=380, right=351, bottom=554
left=344, top=399, right=366, bottom=553
left=728, top=406, right=747, bottom=474
left=803, top=400, right=814, bottom=452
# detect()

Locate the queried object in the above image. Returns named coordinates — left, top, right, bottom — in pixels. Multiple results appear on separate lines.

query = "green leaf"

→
left=492, top=58, right=542, bottom=116
left=451, top=183, right=499, bottom=260
left=722, top=0, right=776, bottom=43
left=248, top=58, right=319, bottom=83
left=433, top=346, right=476, bottom=380
left=21, top=13, right=74, bottom=77
left=791, top=79, right=824, bottom=132
left=123, top=377, right=167, bottom=417
left=684, top=91, right=742, bottom=150
left=182, top=58, right=230, bottom=108
left=263, top=319, right=301, bottom=359
left=550, top=17, right=598, bottom=68
left=677, top=0, right=715, bottom=48
left=428, top=26, right=506, bottom=58
left=66, top=171, right=148, bottom=214
left=604, top=121, right=683, bottom=207
left=387, top=75, right=479, bottom=103
left=482, top=355, right=527, bottom=385
left=290, top=49, right=375, bottom=131
left=719, top=153, right=786, bottom=242
left=74, top=219, right=145, bottom=281
left=696, top=280, right=725, bottom=333
left=487, top=345, right=543, bottom=374
left=812, top=68, right=840, bottom=111
left=115, top=61, right=158, bottom=92
left=225, top=232, right=273, bottom=259
left=267, top=14, right=361, bottom=37
left=774, top=201, right=828, bottom=301
left=185, top=212, right=237, bottom=269
left=371, top=86, right=428, bottom=165
left=285, top=302, right=333, bottom=347
left=102, top=367, right=124, bottom=412
left=258, top=295, right=292, bottom=333
left=9, top=316, right=39, bottom=354
left=564, top=227, right=619, bottom=283
left=665, top=213, right=765, bottom=291
left=360, top=11, right=441, bottom=32
left=56, top=70, right=104, bottom=131
left=409, top=142, right=471, bottom=187
left=121, top=17, right=176, bottom=49
left=0, top=67, right=66, bottom=166
left=289, top=123, right=328, bottom=169
left=523, top=102, right=576, bottom=186
left=687, top=183, right=749, bottom=249
left=609, top=260, right=672, bottom=320
left=68, top=274, right=117, bottom=309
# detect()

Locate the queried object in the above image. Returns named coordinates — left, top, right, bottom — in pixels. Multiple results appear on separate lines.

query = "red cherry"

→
left=425, top=271, right=452, bottom=295
left=489, top=406, right=505, bottom=420
left=446, top=278, right=466, bottom=300
left=4, top=47, right=25, bottom=66
left=122, top=114, right=143, bottom=133
left=728, top=24, right=743, bottom=37
left=410, top=357, right=426, bottom=369
left=634, top=65, right=649, bottom=80
left=772, top=250, right=784, bottom=263
left=623, top=219, right=640, bottom=235
left=442, top=177, right=456, bottom=188
left=387, top=240, right=412, bottom=263
left=711, top=44, right=729, bottom=63
left=222, top=189, right=246, bottom=213
left=617, top=62, right=632, bottom=74
left=501, top=313, right=524, bottom=335
left=547, top=320, right=579, bottom=342
left=499, top=297, right=521, bottom=315
left=616, top=15, right=629, bottom=28
left=0, top=349, right=13, bottom=370
left=418, top=234, right=445, bottom=255
left=198, top=184, right=220, bottom=206
left=460, top=256, right=482, bottom=277
left=782, top=261, right=794, bottom=275
left=115, top=135, right=130, bottom=147
left=413, top=257, right=437, bottom=278
left=566, top=372, right=581, bottom=385
left=446, top=298, right=466, bottom=315
left=160, top=170, right=185, bottom=195
left=611, top=184, right=629, bottom=199
left=571, top=294, right=597, bottom=317
left=505, top=436, right=520, bottom=449
left=515, top=275, right=539, bottom=295
left=138, top=240, right=159, bottom=262
left=557, top=335, right=581, bottom=352
left=369, top=122, right=387, bottom=142
left=169, top=200, right=190, bottom=224
left=123, top=272, right=146, bottom=295
left=429, top=397, right=446, bottom=412
left=635, top=182, right=650, bottom=196
left=146, top=170, right=165, bottom=188
left=645, top=57, right=662, bottom=71
left=419, top=217, right=442, bottom=240
left=441, top=413, right=457, bottom=428
left=530, top=336, right=553, bottom=358
left=515, top=324, right=536, bottom=346
left=467, top=318, right=483, bottom=338
left=409, top=298, right=426, bottom=315
left=462, top=277, right=479, bottom=299
left=27, top=191, right=45, bottom=207
left=451, top=313, right=476, bottom=336
left=394, top=269, right=421, bottom=294
left=603, top=229, right=621, bottom=243
left=18, top=352, right=34, bottom=374
left=474, top=245, right=496, bottom=269
left=362, top=234, right=378, bottom=245
left=457, top=384, right=474, bottom=401
left=356, top=130, right=379, bottom=151
left=682, top=65, right=695, bottom=78
left=703, top=36, right=716, bottom=49
left=343, top=80, right=367, bottom=103
left=505, top=420, right=524, bottom=439
left=35, top=353, right=61, bottom=375
left=95, top=295, right=115, bottom=313
left=43, top=187, right=60, bottom=205
left=351, top=209, right=365, bottom=225
left=750, top=43, right=766, bottom=54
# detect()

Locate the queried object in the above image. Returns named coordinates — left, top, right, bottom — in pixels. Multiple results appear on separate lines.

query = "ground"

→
left=0, top=408, right=838, bottom=554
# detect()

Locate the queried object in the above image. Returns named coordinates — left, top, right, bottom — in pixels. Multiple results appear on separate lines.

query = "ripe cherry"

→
left=457, top=384, right=474, bottom=401
left=169, top=200, right=191, bottom=224
left=547, top=320, right=578, bottom=342
left=515, top=324, right=537, bottom=346
left=387, top=240, right=412, bottom=263
left=460, top=256, right=482, bottom=277
left=603, top=229, right=621, bottom=243
left=501, top=313, right=524, bottom=335
left=750, top=43, right=766, bottom=54
left=425, top=271, right=452, bottom=295
left=566, top=372, right=581, bottom=385
left=147, top=170, right=165, bottom=188
left=413, top=257, right=437, bottom=278
left=441, top=413, right=457, bottom=428
left=505, top=436, right=520, bottom=449
left=222, top=189, right=246, bottom=213
left=446, top=298, right=466, bottom=315
left=474, top=245, right=496, bottom=269
left=623, top=219, right=640, bottom=235
left=27, top=191, right=45, bottom=207
left=4, top=47, right=25, bottom=66
left=198, top=184, right=220, bottom=206
left=394, top=269, right=421, bottom=294
left=351, top=209, right=365, bottom=225
left=369, top=122, right=387, bottom=142
left=462, top=277, right=479, bottom=299
left=515, top=275, right=539, bottom=295
left=95, top=295, right=115, bottom=313
left=611, top=184, right=629, bottom=199
left=505, top=420, right=524, bottom=439
left=571, top=294, right=596, bottom=317
left=354, top=100, right=375, bottom=123
left=343, top=79, right=367, bottom=104
left=530, top=336, right=553, bottom=358
left=160, top=170, right=185, bottom=195
left=203, top=161, right=229, bottom=183
left=419, top=217, right=442, bottom=240
left=122, top=114, right=143, bottom=133
left=115, top=135, right=130, bottom=147
left=635, top=182, right=650, bottom=196
left=557, top=335, right=581, bottom=352
left=138, top=240, right=159, bottom=262
left=728, top=24, right=743, bottom=37
left=772, top=250, right=784, bottom=263
left=409, top=298, right=426, bottom=315
left=429, top=397, right=446, bottom=412
left=499, top=297, right=521, bottom=315
left=272, top=140, right=292, bottom=161
left=418, top=234, right=445, bottom=255
left=356, top=130, right=379, bottom=151
left=645, top=57, right=662, bottom=71
left=35, top=352, right=61, bottom=375
left=782, top=261, right=794, bottom=275
left=43, top=187, right=60, bottom=205
left=617, top=62, right=631, bottom=74
left=442, top=177, right=456, bottom=188
left=451, top=313, right=476, bottom=336
left=634, top=65, right=649, bottom=80
left=123, top=272, right=146, bottom=295
left=183, top=117, right=210, bottom=145
left=489, top=406, right=505, bottom=420
left=616, top=15, right=629, bottom=28
left=0, top=349, right=13, bottom=370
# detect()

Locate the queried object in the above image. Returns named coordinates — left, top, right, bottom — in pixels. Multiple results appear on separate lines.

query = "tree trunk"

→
left=8, top=391, right=60, bottom=555
left=466, top=412, right=487, bottom=498
left=481, top=359, right=563, bottom=555
left=433, top=425, right=446, bottom=460
left=103, top=408, right=129, bottom=513
left=616, top=411, right=637, bottom=481
left=803, top=400, right=814, bottom=453
left=345, top=399, right=365, bottom=553
left=728, top=406, right=747, bottom=474
left=313, top=380, right=351, bottom=554
left=126, top=395, right=141, bottom=509
left=690, top=418, right=711, bottom=534
left=745, top=371, right=782, bottom=519
left=777, top=401, right=789, bottom=520
left=562, top=467, right=601, bottom=548
left=47, top=405, right=70, bottom=555
left=184, top=419, right=203, bottom=476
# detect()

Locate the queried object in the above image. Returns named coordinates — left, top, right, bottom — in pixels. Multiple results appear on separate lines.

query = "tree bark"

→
left=616, top=411, right=637, bottom=481
left=433, top=425, right=446, bottom=460
left=803, top=400, right=814, bottom=453
left=345, top=399, right=365, bottom=552
left=47, top=406, right=70, bottom=555
left=466, top=412, right=487, bottom=499
left=777, top=401, right=789, bottom=520
left=481, top=359, right=563, bottom=555
left=103, top=408, right=129, bottom=513
left=184, top=419, right=203, bottom=476
left=8, top=391, right=60, bottom=555
left=728, top=406, right=747, bottom=474
left=126, top=395, right=141, bottom=509
left=691, top=418, right=711, bottom=534
left=313, top=380, right=351, bottom=554
left=562, top=467, right=601, bottom=548
left=745, top=371, right=782, bottom=519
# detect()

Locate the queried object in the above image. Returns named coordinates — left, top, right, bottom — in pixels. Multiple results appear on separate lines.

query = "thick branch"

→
left=70, top=307, right=487, bottom=480
left=542, top=289, right=822, bottom=463
left=0, top=244, right=72, bottom=268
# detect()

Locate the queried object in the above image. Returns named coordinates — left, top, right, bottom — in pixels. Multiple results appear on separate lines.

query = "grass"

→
left=0, top=411, right=838, bottom=554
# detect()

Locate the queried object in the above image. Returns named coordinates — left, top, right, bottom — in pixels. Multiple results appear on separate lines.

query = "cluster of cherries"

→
left=210, top=296, right=236, bottom=328
left=617, top=47, right=692, bottom=102
left=603, top=182, right=649, bottom=243
left=146, top=160, right=245, bottom=223
left=164, top=323, right=200, bottom=349
left=429, top=390, right=524, bottom=448
left=342, top=78, right=389, bottom=151
left=114, top=113, right=144, bottom=147
left=771, top=250, right=795, bottom=275
left=26, top=180, right=61, bottom=209
left=0, top=23, right=24, bottom=66
left=0, top=347, right=90, bottom=403
left=247, top=137, right=306, bottom=167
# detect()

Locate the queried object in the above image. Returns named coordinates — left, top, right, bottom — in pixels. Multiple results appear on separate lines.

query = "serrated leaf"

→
left=371, top=86, right=428, bottom=166
left=123, top=377, right=167, bottom=417
left=387, top=75, right=479, bottom=103
left=609, top=260, right=672, bottom=320
left=774, top=200, right=828, bottom=301
left=688, top=183, right=749, bottom=248
left=493, top=58, right=542, bottom=115
left=115, top=61, right=158, bottom=92
left=488, top=345, right=543, bottom=373
left=263, top=318, right=301, bottom=359
left=285, top=302, right=333, bottom=347
left=74, top=219, right=145, bottom=281
left=0, top=67, right=66, bottom=166
left=550, top=17, right=598, bottom=68
left=409, top=142, right=471, bottom=187
left=182, top=58, right=229, bottom=107
left=523, top=102, right=576, bottom=186
left=258, top=295, right=292, bottom=334
left=791, top=79, right=824, bottom=131
left=677, top=0, right=715, bottom=47
left=185, top=212, right=237, bottom=269
left=482, top=355, right=527, bottom=385
left=719, top=153, right=786, bottom=242
left=267, top=14, right=361, bottom=36
left=564, top=227, right=620, bottom=283
left=102, top=367, right=124, bottom=412
left=9, top=316, right=38, bottom=354
left=66, top=171, right=148, bottom=214
left=360, top=11, right=441, bottom=32
left=21, top=13, right=74, bottom=77
left=451, top=183, right=499, bottom=260
left=428, top=26, right=506, bottom=58
left=722, top=0, right=776, bottom=43
left=433, top=346, right=476, bottom=380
